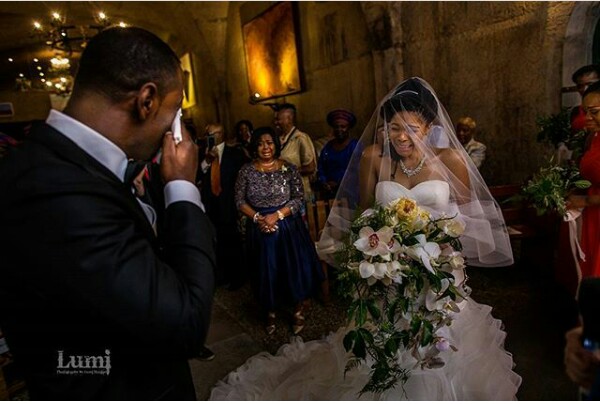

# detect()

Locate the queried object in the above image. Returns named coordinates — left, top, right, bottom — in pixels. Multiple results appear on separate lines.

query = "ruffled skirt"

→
left=210, top=298, right=522, bottom=400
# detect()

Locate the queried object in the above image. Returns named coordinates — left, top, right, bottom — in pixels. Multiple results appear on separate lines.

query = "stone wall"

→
left=119, top=1, right=579, bottom=186
left=396, top=1, right=575, bottom=185
left=220, top=1, right=578, bottom=185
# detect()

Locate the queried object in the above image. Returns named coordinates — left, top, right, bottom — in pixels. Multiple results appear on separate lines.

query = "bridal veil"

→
left=317, top=77, right=513, bottom=268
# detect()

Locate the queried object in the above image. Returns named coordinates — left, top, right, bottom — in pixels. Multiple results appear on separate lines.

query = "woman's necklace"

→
left=258, top=159, right=276, bottom=172
left=397, top=157, right=425, bottom=178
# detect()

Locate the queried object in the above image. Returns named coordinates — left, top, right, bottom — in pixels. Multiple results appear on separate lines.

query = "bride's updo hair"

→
left=380, top=77, right=438, bottom=124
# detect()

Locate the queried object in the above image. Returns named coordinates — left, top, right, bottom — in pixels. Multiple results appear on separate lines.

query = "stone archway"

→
left=562, top=1, right=600, bottom=107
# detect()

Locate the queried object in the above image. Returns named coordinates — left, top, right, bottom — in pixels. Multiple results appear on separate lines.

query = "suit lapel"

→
left=29, top=123, right=159, bottom=246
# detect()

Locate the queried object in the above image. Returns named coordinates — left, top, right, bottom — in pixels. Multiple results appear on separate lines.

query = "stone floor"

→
left=2, top=253, right=582, bottom=400
left=193, top=259, right=581, bottom=400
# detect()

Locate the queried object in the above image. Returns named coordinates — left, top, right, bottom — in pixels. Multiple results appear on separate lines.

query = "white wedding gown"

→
left=210, top=181, right=522, bottom=400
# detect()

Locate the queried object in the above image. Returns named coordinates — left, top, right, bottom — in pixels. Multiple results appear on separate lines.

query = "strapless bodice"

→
left=375, top=180, right=450, bottom=212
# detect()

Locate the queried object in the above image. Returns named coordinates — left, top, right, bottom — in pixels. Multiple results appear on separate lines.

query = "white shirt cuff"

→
left=164, top=180, right=205, bottom=212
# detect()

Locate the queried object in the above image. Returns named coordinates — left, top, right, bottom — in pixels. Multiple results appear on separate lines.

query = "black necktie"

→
left=124, top=159, right=147, bottom=187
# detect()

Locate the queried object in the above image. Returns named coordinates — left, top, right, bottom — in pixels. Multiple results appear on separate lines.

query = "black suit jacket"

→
left=200, top=144, right=248, bottom=225
left=0, top=123, right=216, bottom=400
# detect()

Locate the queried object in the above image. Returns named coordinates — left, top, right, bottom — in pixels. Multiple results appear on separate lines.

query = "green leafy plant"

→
left=520, top=160, right=591, bottom=216
left=536, top=107, right=587, bottom=160
left=335, top=198, right=469, bottom=396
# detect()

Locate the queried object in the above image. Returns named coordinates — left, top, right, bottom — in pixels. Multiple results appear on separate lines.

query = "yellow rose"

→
left=393, top=198, right=418, bottom=221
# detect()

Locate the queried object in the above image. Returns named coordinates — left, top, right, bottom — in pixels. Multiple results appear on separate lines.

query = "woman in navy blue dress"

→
left=316, top=109, right=360, bottom=200
left=234, top=127, right=323, bottom=335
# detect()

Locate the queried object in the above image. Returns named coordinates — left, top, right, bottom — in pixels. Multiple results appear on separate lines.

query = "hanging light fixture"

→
left=31, top=11, right=113, bottom=56
left=26, top=11, right=127, bottom=96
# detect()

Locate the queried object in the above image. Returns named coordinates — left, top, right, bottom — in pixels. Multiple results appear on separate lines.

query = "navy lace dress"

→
left=234, top=162, right=323, bottom=311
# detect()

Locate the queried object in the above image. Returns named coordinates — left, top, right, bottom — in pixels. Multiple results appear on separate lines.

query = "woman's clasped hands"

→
left=256, top=213, right=279, bottom=233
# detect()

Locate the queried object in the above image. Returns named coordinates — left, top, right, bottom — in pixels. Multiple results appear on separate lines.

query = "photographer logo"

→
left=56, top=349, right=111, bottom=375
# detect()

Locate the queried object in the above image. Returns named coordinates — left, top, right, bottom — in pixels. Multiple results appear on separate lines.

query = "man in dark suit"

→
left=200, top=123, right=249, bottom=289
left=0, top=27, right=216, bottom=400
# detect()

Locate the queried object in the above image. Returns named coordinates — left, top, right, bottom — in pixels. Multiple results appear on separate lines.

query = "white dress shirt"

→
left=46, top=110, right=204, bottom=227
left=200, top=141, right=225, bottom=173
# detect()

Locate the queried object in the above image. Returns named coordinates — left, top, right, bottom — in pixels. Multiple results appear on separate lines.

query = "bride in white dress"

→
left=210, top=78, right=521, bottom=400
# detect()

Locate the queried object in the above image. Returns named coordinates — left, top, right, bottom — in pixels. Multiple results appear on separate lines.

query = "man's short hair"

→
left=277, top=103, right=296, bottom=112
left=583, top=80, right=600, bottom=97
left=572, top=64, right=600, bottom=84
left=73, top=27, right=181, bottom=102
left=276, top=103, right=296, bottom=120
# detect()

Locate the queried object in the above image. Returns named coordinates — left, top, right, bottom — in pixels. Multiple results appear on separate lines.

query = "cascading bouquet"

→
left=335, top=197, right=471, bottom=395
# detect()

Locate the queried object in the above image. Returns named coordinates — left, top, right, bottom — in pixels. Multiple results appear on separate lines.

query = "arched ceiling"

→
left=0, top=1, right=231, bottom=89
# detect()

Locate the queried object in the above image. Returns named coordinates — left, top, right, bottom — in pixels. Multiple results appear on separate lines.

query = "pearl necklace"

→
left=398, top=158, right=425, bottom=178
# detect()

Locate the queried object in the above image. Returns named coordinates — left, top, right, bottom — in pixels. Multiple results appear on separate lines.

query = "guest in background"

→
left=201, top=123, right=249, bottom=289
left=567, top=81, right=600, bottom=279
left=274, top=103, right=318, bottom=203
left=565, top=325, right=600, bottom=397
left=0, top=132, right=17, bottom=158
left=571, top=65, right=600, bottom=135
left=316, top=108, right=359, bottom=200
left=234, top=119, right=253, bottom=159
left=456, top=116, right=486, bottom=169
left=234, top=127, right=323, bottom=335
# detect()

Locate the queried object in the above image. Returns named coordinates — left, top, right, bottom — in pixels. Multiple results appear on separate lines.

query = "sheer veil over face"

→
left=317, top=77, right=513, bottom=268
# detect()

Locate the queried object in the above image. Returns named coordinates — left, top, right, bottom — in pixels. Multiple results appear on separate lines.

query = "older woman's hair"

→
left=584, top=80, right=600, bottom=97
left=457, top=116, right=477, bottom=130
left=249, top=126, right=281, bottom=159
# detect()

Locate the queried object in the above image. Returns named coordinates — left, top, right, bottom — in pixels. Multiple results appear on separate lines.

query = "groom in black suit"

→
left=0, top=27, right=216, bottom=399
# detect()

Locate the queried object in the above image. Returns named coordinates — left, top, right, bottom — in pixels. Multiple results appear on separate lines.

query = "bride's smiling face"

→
left=387, top=111, right=429, bottom=158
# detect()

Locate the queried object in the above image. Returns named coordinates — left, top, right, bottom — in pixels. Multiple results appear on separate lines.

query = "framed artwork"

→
left=0, top=102, right=14, bottom=118
left=180, top=53, right=196, bottom=109
left=242, top=1, right=304, bottom=101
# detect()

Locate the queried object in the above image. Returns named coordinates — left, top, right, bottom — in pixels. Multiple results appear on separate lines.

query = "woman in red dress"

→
left=568, top=81, right=600, bottom=278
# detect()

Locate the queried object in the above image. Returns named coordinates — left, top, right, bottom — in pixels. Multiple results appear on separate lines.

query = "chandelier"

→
left=24, top=11, right=127, bottom=96
left=32, top=11, right=126, bottom=56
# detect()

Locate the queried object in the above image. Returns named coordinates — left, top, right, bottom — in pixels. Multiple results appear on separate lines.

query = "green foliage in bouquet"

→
left=335, top=198, right=470, bottom=396
left=520, top=160, right=591, bottom=216
left=536, top=107, right=587, bottom=159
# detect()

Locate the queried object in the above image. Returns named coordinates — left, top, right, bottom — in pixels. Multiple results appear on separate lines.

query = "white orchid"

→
left=359, top=260, right=402, bottom=285
left=406, top=234, right=441, bottom=273
left=339, top=197, right=469, bottom=392
left=359, top=261, right=375, bottom=278
left=358, top=261, right=387, bottom=283
left=354, top=226, right=394, bottom=258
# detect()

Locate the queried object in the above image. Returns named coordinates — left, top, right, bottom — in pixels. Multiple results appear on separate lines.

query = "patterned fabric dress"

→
left=234, top=162, right=323, bottom=310
left=580, top=133, right=600, bottom=278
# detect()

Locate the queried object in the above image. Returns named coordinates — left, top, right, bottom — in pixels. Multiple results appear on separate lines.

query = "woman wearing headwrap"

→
left=211, top=78, right=521, bottom=400
left=316, top=109, right=360, bottom=200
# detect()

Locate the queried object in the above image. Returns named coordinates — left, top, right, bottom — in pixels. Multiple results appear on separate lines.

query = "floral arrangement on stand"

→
left=536, top=107, right=587, bottom=160
left=335, top=197, right=470, bottom=395
left=515, top=109, right=591, bottom=217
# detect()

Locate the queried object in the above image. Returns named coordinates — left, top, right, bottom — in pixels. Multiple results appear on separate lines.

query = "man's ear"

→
left=135, top=82, right=159, bottom=121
